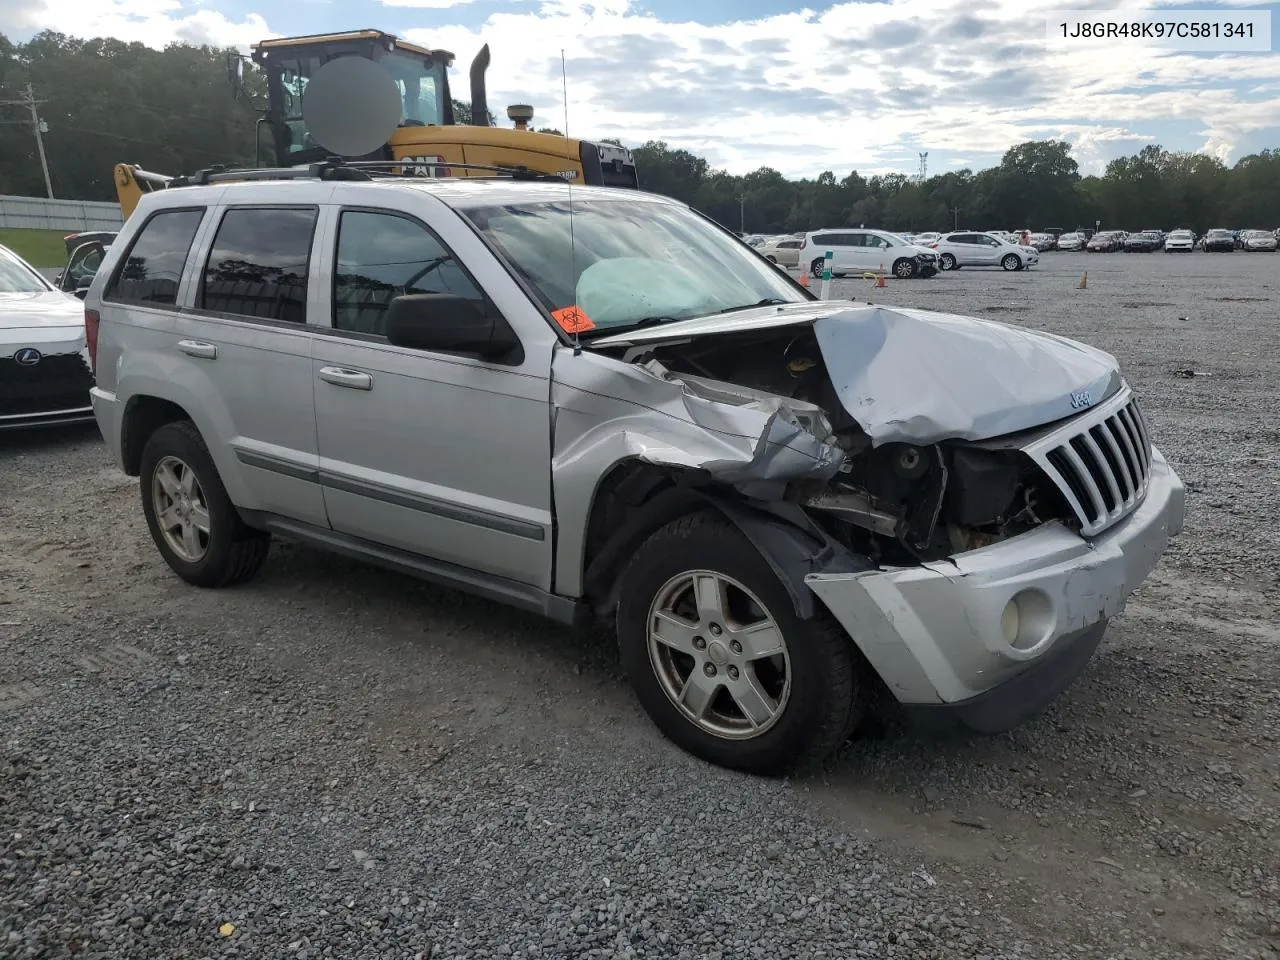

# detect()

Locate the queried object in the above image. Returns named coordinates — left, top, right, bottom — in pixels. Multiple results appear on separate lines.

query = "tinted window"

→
left=200, top=207, right=317, bottom=323
left=333, top=210, right=485, bottom=336
left=778, top=241, right=801, bottom=250
left=811, top=233, right=839, bottom=247
left=107, top=209, right=204, bottom=305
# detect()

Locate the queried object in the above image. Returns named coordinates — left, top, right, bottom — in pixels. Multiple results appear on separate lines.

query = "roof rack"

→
left=168, top=156, right=572, bottom=189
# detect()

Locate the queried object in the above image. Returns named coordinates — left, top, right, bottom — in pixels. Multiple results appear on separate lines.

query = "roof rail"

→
left=163, top=156, right=572, bottom=190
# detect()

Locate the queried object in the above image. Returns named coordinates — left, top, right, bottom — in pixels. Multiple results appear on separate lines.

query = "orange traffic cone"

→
left=876, top=264, right=887, bottom=288
left=799, top=269, right=809, bottom=288
left=1078, top=271, right=1087, bottom=289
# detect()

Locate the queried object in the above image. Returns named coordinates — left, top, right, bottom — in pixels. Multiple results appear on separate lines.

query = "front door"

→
left=311, top=207, right=554, bottom=589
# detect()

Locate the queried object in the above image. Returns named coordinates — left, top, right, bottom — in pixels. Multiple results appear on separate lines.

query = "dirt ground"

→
left=1, top=249, right=1277, bottom=959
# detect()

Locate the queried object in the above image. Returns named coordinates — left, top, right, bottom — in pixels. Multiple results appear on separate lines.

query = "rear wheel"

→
left=939, top=253, right=957, bottom=271
left=810, top=257, right=827, bottom=277
left=139, top=421, right=270, bottom=588
left=616, top=513, right=863, bottom=775
left=892, top=258, right=915, bottom=279
left=1001, top=253, right=1021, bottom=271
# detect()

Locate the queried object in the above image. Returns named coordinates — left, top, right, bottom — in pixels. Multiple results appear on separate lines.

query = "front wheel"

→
left=892, top=258, right=916, bottom=279
left=1001, top=253, right=1022, bottom=271
left=616, top=513, right=863, bottom=775
left=939, top=253, right=957, bottom=270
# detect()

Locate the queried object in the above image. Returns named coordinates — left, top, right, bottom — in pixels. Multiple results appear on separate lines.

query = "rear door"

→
left=176, top=195, right=330, bottom=527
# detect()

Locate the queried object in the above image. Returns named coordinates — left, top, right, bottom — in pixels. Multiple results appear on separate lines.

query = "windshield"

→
left=881, top=233, right=912, bottom=246
left=1208, top=229, right=1231, bottom=237
left=462, top=198, right=806, bottom=333
left=0, top=248, right=52, bottom=293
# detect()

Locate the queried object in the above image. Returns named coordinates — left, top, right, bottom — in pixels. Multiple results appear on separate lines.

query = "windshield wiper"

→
left=716, top=298, right=789, bottom=315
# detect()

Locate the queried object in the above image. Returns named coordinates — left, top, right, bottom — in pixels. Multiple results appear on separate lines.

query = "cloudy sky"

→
left=2, top=0, right=1278, bottom=178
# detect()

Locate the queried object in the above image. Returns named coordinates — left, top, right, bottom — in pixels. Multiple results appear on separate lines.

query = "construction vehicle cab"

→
left=250, top=30, right=456, bottom=165
left=247, top=30, right=638, bottom=189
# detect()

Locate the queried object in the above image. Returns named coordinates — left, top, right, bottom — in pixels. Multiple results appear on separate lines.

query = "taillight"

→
left=84, top=308, right=100, bottom=374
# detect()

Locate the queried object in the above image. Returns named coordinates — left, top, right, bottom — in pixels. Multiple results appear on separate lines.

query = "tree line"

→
left=2, top=30, right=1277, bottom=235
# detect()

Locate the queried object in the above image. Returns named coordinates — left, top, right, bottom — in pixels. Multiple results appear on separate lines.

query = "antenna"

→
left=561, top=48, right=581, bottom=354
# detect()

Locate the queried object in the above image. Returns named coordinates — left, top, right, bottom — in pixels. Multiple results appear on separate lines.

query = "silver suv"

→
left=84, top=163, right=1185, bottom=775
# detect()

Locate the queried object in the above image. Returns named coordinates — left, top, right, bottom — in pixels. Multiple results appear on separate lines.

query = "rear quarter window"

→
left=105, top=208, right=205, bottom=306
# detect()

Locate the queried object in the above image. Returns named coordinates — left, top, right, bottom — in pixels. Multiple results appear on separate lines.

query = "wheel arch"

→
left=578, top=459, right=873, bottom=623
left=120, top=395, right=195, bottom=476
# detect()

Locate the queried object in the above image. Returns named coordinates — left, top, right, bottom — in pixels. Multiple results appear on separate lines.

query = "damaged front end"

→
left=573, top=304, right=1111, bottom=581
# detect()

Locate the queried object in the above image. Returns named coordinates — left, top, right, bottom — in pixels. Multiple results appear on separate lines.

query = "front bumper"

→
left=0, top=405, right=96, bottom=432
left=806, top=445, right=1185, bottom=731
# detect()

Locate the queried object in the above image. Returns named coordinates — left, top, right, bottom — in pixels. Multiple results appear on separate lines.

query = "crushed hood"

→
left=589, top=301, right=1122, bottom=446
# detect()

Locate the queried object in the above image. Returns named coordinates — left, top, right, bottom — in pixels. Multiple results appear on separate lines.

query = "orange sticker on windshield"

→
left=552, top=305, right=595, bottom=333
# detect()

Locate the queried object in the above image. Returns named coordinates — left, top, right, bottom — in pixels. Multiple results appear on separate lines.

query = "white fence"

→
left=0, top=194, right=122, bottom=233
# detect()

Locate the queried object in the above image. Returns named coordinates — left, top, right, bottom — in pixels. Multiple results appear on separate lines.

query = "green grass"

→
left=0, top=228, right=70, bottom=268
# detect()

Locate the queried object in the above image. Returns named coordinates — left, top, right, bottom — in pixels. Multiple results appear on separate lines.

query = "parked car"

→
left=82, top=168, right=1184, bottom=774
left=62, top=230, right=118, bottom=258
left=1027, top=233, right=1056, bottom=252
left=932, top=232, right=1039, bottom=271
left=55, top=237, right=114, bottom=296
left=758, top=236, right=803, bottom=267
left=1241, top=229, right=1278, bottom=252
left=1163, top=229, right=1195, bottom=252
left=1056, top=232, right=1085, bottom=252
left=914, top=231, right=942, bottom=245
left=799, top=229, right=939, bottom=279
left=0, top=242, right=96, bottom=431
left=1123, top=231, right=1161, bottom=253
left=1086, top=231, right=1125, bottom=252
left=1202, top=228, right=1236, bottom=252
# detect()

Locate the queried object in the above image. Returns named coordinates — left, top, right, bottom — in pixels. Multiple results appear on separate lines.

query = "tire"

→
left=892, top=258, right=915, bottom=279
left=139, top=421, right=270, bottom=588
left=939, top=253, right=957, bottom=271
left=616, top=512, right=863, bottom=775
left=1001, top=253, right=1021, bottom=271
left=810, top=258, right=826, bottom=277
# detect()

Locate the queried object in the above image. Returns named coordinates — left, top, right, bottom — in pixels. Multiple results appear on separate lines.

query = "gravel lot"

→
left=2, top=251, right=1278, bottom=959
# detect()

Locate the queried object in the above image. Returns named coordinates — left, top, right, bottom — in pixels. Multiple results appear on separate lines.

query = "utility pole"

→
left=0, top=84, right=54, bottom=199
left=952, top=206, right=960, bottom=230
left=737, top=195, right=745, bottom=235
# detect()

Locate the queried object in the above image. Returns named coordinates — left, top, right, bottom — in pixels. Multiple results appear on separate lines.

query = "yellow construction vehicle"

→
left=115, top=29, right=637, bottom=219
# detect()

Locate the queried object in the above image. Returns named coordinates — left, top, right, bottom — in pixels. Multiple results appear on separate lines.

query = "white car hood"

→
left=0, top=291, right=87, bottom=353
left=590, top=301, right=1122, bottom=445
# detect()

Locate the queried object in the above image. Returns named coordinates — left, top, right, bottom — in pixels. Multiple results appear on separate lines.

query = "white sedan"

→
left=932, top=231, right=1039, bottom=271
left=1164, top=230, right=1195, bottom=252
left=0, top=243, right=96, bottom=431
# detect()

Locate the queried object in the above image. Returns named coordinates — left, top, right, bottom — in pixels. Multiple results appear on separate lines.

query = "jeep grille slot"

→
left=1028, top=393, right=1153, bottom=537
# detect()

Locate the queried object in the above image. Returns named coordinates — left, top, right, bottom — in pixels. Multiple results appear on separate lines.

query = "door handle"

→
left=318, top=366, right=373, bottom=390
left=177, top=340, right=217, bottom=360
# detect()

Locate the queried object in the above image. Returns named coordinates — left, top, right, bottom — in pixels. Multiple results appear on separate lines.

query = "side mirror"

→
left=54, top=272, right=64, bottom=285
left=75, top=276, right=93, bottom=300
left=384, top=294, right=521, bottom=363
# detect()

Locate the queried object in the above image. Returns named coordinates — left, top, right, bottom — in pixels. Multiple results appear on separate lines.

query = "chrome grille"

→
left=1023, top=388, right=1153, bottom=537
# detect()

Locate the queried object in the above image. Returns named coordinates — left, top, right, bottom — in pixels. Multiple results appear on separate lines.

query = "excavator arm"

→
left=114, top=163, right=174, bottom=221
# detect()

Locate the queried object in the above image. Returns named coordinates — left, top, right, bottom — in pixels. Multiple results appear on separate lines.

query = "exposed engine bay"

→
left=594, top=324, right=1078, bottom=566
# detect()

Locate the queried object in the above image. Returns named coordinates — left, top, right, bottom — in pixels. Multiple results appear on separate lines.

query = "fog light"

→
left=1001, top=600, right=1020, bottom=645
